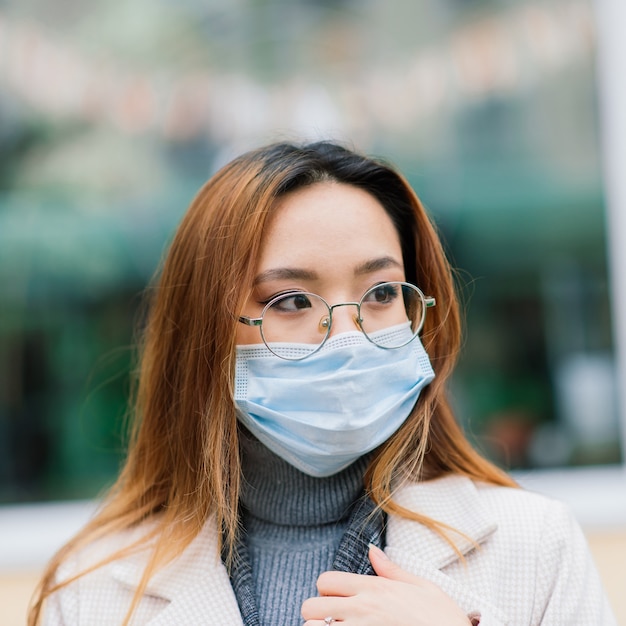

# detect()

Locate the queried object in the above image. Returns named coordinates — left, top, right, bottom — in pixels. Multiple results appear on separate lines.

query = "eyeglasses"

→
left=238, top=281, right=435, bottom=360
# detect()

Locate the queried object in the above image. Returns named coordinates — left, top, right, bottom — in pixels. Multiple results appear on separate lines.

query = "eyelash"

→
left=258, top=290, right=304, bottom=307
left=258, top=282, right=398, bottom=307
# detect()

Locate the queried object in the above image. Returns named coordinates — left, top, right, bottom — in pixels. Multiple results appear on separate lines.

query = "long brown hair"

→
left=29, top=141, right=515, bottom=625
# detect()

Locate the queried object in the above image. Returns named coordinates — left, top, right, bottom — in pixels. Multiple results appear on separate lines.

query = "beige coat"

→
left=43, top=475, right=618, bottom=625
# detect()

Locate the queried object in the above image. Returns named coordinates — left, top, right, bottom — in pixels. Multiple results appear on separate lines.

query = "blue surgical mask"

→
left=234, top=324, right=435, bottom=477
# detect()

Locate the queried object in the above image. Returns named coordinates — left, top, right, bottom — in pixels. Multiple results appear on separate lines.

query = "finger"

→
left=316, top=570, right=376, bottom=596
left=303, top=619, right=342, bottom=626
left=301, top=595, right=349, bottom=622
left=368, top=543, right=427, bottom=586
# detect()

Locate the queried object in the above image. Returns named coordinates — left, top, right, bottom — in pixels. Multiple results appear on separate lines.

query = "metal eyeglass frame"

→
left=238, top=281, right=436, bottom=360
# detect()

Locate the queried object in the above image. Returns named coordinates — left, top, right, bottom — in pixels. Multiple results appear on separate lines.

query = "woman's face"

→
left=237, top=181, right=405, bottom=345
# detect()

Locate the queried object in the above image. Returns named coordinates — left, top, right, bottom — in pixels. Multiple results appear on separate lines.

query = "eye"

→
left=271, top=292, right=314, bottom=313
left=363, top=283, right=400, bottom=305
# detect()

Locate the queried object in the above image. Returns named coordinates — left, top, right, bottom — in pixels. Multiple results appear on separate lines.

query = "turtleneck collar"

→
left=239, top=426, right=370, bottom=526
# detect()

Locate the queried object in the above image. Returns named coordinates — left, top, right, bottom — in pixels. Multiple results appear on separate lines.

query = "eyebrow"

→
left=353, top=256, right=403, bottom=275
left=253, top=267, right=318, bottom=285
left=253, top=256, right=402, bottom=285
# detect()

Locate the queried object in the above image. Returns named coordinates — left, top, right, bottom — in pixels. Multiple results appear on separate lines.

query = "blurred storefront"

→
left=0, top=1, right=625, bottom=621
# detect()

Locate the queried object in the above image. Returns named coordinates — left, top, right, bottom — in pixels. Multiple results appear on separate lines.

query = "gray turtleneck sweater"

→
left=238, top=428, right=372, bottom=626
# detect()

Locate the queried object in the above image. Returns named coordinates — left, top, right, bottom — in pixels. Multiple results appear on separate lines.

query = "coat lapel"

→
left=111, top=521, right=244, bottom=625
left=109, top=476, right=509, bottom=625
left=386, top=475, right=510, bottom=625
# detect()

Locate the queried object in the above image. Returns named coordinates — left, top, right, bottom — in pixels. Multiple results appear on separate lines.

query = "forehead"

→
left=256, top=182, right=402, bottom=270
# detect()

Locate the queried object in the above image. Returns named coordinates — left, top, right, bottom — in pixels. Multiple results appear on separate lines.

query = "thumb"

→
left=368, top=544, right=419, bottom=584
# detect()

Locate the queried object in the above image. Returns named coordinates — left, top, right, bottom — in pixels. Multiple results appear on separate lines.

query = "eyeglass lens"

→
left=259, top=282, right=424, bottom=353
left=261, top=292, right=331, bottom=346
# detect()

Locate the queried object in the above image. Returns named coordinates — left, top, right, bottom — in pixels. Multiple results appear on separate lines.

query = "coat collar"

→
left=387, top=473, right=498, bottom=568
left=386, top=474, right=508, bottom=625
left=110, top=475, right=504, bottom=625
left=110, top=522, right=243, bottom=625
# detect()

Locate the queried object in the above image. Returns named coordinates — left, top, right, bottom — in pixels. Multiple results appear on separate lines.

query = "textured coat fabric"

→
left=43, top=475, right=618, bottom=625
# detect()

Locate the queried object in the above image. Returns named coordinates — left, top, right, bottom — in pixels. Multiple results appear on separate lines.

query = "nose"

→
left=326, top=303, right=361, bottom=337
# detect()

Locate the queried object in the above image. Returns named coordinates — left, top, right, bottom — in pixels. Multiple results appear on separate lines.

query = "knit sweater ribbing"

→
left=238, top=428, right=370, bottom=626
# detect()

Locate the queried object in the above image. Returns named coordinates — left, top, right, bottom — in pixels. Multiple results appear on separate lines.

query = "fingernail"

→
left=368, top=543, right=389, bottom=559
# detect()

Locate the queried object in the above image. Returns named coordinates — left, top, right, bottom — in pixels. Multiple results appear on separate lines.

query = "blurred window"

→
left=0, top=0, right=622, bottom=505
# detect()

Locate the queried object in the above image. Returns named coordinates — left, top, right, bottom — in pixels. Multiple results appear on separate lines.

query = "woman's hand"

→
left=301, top=544, right=472, bottom=626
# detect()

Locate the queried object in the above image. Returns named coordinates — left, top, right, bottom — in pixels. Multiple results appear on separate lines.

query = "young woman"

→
left=30, top=142, right=616, bottom=625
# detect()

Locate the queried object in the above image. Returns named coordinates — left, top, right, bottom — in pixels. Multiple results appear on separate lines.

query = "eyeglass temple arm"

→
left=238, top=316, right=263, bottom=326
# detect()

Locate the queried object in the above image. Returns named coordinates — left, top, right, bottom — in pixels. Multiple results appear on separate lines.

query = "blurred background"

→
left=0, top=0, right=625, bottom=623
